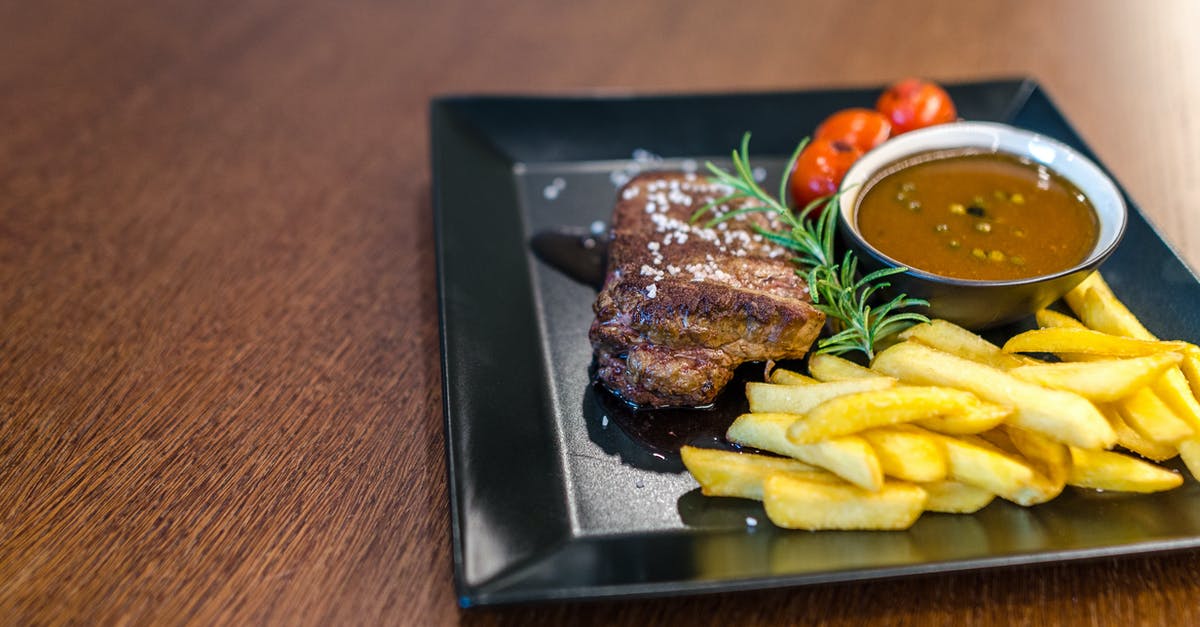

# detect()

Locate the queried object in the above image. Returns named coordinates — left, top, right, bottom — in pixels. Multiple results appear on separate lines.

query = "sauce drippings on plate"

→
left=855, top=150, right=1099, bottom=281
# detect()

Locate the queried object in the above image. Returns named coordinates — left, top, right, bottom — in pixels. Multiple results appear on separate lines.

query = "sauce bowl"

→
left=837, top=121, right=1127, bottom=330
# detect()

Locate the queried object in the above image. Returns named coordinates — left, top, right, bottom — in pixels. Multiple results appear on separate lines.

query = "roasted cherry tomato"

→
left=814, top=108, right=891, bottom=153
left=876, top=78, right=957, bottom=136
left=789, top=138, right=864, bottom=210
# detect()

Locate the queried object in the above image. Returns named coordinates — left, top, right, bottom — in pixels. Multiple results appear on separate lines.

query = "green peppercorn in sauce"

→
left=855, top=150, right=1099, bottom=281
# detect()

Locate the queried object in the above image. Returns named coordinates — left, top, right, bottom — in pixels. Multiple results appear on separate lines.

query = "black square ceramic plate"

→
left=432, top=79, right=1200, bottom=608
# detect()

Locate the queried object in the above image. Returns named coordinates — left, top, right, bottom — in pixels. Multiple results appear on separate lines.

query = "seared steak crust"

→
left=589, top=171, right=825, bottom=407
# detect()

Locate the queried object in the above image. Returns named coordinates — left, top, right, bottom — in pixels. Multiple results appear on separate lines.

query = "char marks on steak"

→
left=589, top=172, right=825, bottom=407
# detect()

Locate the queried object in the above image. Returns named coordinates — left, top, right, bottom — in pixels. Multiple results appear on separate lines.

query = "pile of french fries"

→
left=682, top=273, right=1200, bottom=531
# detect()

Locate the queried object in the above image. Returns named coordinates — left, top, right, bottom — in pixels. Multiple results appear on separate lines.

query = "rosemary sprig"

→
left=691, top=132, right=929, bottom=360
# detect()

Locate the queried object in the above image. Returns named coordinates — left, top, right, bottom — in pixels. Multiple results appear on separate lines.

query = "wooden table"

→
left=3, top=0, right=1198, bottom=623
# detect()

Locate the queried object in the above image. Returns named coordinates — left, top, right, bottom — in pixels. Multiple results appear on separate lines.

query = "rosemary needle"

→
left=690, top=132, right=929, bottom=360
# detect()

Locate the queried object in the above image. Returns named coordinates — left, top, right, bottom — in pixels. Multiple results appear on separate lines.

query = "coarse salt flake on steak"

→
left=589, top=171, right=825, bottom=407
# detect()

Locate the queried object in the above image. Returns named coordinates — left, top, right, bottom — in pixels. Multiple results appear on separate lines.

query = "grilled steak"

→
left=589, top=171, right=825, bottom=407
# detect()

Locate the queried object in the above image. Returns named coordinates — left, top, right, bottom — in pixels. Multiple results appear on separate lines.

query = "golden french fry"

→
left=726, top=413, right=883, bottom=491
left=974, top=427, right=1018, bottom=454
left=913, top=408, right=1009, bottom=435
left=1098, top=404, right=1178, bottom=462
left=898, top=319, right=1026, bottom=370
left=918, top=480, right=995, bottom=514
left=786, top=387, right=1010, bottom=444
left=807, top=353, right=886, bottom=382
left=1074, top=280, right=1154, bottom=339
left=692, top=274, right=1200, bottom=523
left=1003, top=327, right=1186, bottom=358
left=1117, top=388, right=1194, bottom=445
left=1062, top=271, right=1108, bottom=314
left=932, top=433, right=1049, bottom=506
left=1067, top=446, right=1183, bottom=493
left=1181, top=345, right=1200, bottom=399
left=1065, top=274, right=1200, bottom=435
left=861, top=426, right=948, bottom=483
left=872, top=342, right=1116, bottom=449
left=1035, top=308, right=1087, bottom=330
left=1008, top=353, right=1182, bottom=402
left=769, top=367, right=817, bottom=386
left=684, top=274, right=1199, bottom=524
left=680, top=446, right=828, bottom=500
left=1178, top=438, right=1200, bottom=481
left=762, top=474, right=926, bottom=531
left=1048, top=335, right=1200, bottom=443
left=1067, top=282, right=1200, bottom=416
left=1150, top=369, right=1200, bottom=432
left=1005, top=426, right=1071, bottom=487
left=746, top=378, right=896, bottom=414
left=1013, top=476, right=1065, bottom=506
left=965, top=430, right=1063, bottom=505
left=1063, top=273, right=1133, bottom=332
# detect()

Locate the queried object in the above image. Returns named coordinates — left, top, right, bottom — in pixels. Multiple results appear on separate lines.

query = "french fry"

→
left=769, top=367, right=817, bottom=386
left=918, top=480, right=995, bottom=514
left=1066, top=274, right=1200, bottom=434
left=1036, top=305, right=1108, bottom=357
left=680, top=446, right=828, bottom=500
left=932, top=433, right=1049, bottom=506
left=1181, top=345, right=1200, bottom=399
left=680, top=274, right=1200, bottom=529
left=1003, top=327, right=1186, bottom=358
left=807, top=353, right=886, bottom=382
left=913, top=408, right=1009, bottom=435
left=1035, top=308, right=1087, bottom=330
left=1063, top=272, right=1129, bottom=327
left=1062, top=271, right=1108, bottom=314
left=861, top=426, right=948, bottom=483
left=726, top=412, right=883, bottom=491
left=974, top=427, right=1018, bottom=454
left=1008, top=353, right=1182, bottom=402
left=898, top=319, right=1026, bottom=370
left=1004, top=426, right=1071, bottom=495
left=786, top=387, right=1010, bottom=444
left=1013, top=476, right=1066, bottom=506
left=964, top=431, right=1063, bottom=505
left=762, top=474, right=926, bottom=531
left=1062, top=355, right=1200, bottom=445
left=1098, top=405, right=1178, bottom=462
left=746, top=378, right=896, bottom=414
left=1150, top=370, right=1200, bottom=432
left=1067, top=446, right=1183, bottom=493
left=871, top=342, right=1116, bottom=449
left=1073, top=280, right=1153, bottom=339
left=1178, top=438, right=1200, bottom=480
left=1116, top=388, right=1193, bottom=445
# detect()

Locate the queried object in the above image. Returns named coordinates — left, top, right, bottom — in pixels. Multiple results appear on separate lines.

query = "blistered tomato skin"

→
left=814, top=108, right=892, bottom=153
left=789, top=139, right=864, bottom=210
left=876, top=78, right=958, bottom=135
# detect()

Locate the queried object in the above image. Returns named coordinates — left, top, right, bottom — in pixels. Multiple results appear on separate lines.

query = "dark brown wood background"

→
left=2, top=0, right=1198, bottom=624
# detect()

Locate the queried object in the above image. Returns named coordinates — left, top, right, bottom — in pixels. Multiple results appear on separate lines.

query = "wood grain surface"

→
left=1, top=0, right=1198, bottom=624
